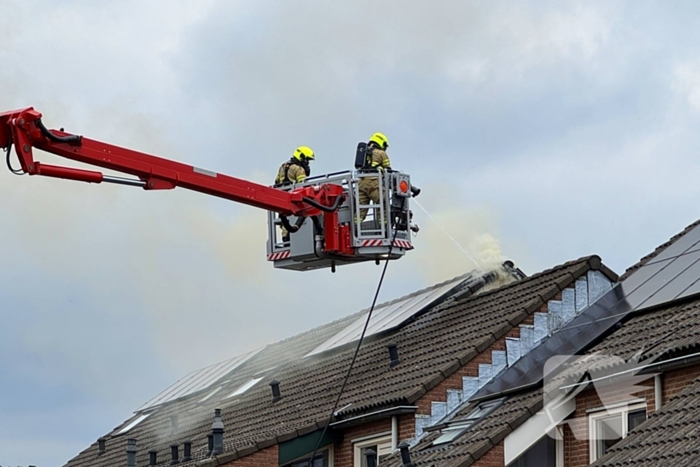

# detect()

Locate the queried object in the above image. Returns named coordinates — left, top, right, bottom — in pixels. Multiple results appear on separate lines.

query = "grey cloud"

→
left=4, top=2, right=700, bottom=466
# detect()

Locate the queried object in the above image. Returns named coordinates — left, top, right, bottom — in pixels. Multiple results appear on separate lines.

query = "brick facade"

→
left=563, top=363, right=700, bottom=467
left=413, top=295, right=552, bottom=418
left=661, top=365, right=700, bottom=405
left=334, top=418, right=392, bottom=467
left=222, top=445, right=278, bottom=466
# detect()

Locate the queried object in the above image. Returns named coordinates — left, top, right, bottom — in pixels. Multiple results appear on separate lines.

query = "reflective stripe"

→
left=268, top=250, right=291, bottom=261
left=382, top=159, right=391, bottom=167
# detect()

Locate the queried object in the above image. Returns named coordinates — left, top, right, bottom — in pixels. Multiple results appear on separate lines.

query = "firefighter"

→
left=357, top=132, right=391, bottom=224
left=275, top=146, right=315, bottom=241
left=275, top=146, right=314, bottom=187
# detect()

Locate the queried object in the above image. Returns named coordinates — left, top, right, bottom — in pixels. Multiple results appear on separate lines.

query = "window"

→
left=509, top=435, right=558, bottom=467
left=353, top=435, right=392, bottom=467
left=430, top=397, right=506, bottom=447
left=589, top=403, right=646, bottom=462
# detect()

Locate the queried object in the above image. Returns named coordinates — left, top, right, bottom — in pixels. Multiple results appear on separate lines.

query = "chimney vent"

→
left=98, top=437, right=106, bottom=455
left=126, top=439, right=137, bottom=467
left=183, top=439, right=192, bottom=461
left=387, top=343, right=400, bottom=368
left=207, top=433, right=214, bottom=457
left=270, top=380, right=282, bottom=403
left=211, top=408, right=225, bottom=456
left=170, top=414, right=179, bottom=433
left=170, top=443, right=180, bottom=465
left=149, top=450, right=158, bottom=467
left=399, top=441, right=415, bottom=467
left=365, top=448, right=377, bottom=467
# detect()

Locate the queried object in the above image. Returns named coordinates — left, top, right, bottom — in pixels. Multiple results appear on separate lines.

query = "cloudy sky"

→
left=3, top=1, right=700, bottom=465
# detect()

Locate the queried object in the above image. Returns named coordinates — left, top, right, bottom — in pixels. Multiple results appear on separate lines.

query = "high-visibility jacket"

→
left=361, top=147, right=391, bottom=172
left=275, top=159, right=309, bottom=186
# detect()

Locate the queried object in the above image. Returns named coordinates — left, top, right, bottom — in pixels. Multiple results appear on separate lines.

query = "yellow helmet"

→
left=369, top=132, right=388, bottom=150
left=293, top=146, right=315, bottom=161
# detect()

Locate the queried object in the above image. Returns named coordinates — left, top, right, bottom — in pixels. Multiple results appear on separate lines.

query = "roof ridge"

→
left=451, top=255, right=601, bottom=304
left=620, top=218, right=700, bottom=281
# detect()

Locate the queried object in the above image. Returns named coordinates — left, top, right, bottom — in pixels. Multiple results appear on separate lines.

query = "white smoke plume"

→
left=407, top=182, right=508, bottom=284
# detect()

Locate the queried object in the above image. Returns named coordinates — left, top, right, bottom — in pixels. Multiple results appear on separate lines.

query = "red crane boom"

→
left=0, top=107, right=344, bottom=218
left=2, top=107, right=417, bottom=272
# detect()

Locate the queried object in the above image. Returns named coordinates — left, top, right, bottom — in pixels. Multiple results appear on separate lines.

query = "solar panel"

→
left=305, top=276, right=471, bottom=357
left=115, top=413, right=151, bottom=435
left=226, top=376, right=264, bottom=398
left=675, top=273, right=700, bottom=299
left=471, top=223, right=700, bottom=401
left=636, top=253, right=700, bottom=310
left=136, top=347, right=263, bottom=412
left=642, top=223, right=700, bottom=265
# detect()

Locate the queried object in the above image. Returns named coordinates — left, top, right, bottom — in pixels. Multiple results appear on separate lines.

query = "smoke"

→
left=408, top=182, right=507, bottom=284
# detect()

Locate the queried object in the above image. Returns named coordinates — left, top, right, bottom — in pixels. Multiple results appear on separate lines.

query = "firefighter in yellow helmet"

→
left=275, top=146, right=315, bottom=187
left=357, top=132, right=391, bottom=223
left=274, top=146, right=315, bottom=241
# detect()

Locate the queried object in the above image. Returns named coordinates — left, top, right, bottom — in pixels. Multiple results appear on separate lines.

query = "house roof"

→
left=382, top=388, right=543, bottom=467
left=590, top=375, right=700, bottom=467
left=619, top=219, right=700, bottom=281
left=392, top=218, right=700, bottom=467
left=64, top=256, right=605, bottom=467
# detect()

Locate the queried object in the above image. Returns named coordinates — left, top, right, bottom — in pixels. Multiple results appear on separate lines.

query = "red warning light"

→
left=399, top=180, right=409, bottom=193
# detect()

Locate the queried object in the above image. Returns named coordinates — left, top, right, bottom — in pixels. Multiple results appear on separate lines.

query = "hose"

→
left=302, top=194, right=345, bottom=213
left=4, top=142, right=24, bottom=175
left=35, top=118, right=82, bottom=145
left=311, top=216, right=323, bottom=236
left=279, top=215, right=305, bottom=234
left=305, top=224, right=400, bottom=465
left=280, top=193, right=342, bottom=235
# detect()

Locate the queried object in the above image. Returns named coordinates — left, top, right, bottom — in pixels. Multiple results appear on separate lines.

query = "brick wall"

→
left=563, top=362, right=700, bottom=467
left=661, top=365, right=700, bottom=405
left=564, top=380, right=654, bottom=467
left=334, top=418, right=392, bottom=467
left=414, top=296, right=550, bottom=417
left=222, top=445, right=278, bottom=466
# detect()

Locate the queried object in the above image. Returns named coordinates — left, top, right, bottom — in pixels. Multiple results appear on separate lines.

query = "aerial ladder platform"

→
left=1, top=107, right=419, bottom=272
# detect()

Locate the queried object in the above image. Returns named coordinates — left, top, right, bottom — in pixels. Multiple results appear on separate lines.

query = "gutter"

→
left=329, top=406, right=417, bottom=429
left=558, top=351, right=700, bottom=392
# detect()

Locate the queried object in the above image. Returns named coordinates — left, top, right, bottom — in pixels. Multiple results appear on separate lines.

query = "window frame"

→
left=353, top=434, right=393, bottom=467
left=588, top=402, right=646, bottom=462
left=429, top=397, right=506, bottom=448
left=553, top=426, right=564, bottom=467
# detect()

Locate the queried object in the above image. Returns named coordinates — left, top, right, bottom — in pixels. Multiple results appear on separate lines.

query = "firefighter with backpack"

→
left=274, top=146, right=315, bottom=241
left=356, top=132, right=391, bottom=223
